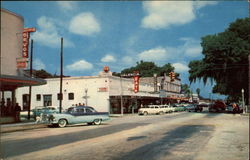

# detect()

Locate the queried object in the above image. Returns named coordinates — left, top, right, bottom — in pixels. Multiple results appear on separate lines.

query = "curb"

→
left=1, top=123, right=47, bottom=133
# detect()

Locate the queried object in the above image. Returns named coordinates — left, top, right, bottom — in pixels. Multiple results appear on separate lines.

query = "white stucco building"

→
left=15, top=70, right=181, bottom=114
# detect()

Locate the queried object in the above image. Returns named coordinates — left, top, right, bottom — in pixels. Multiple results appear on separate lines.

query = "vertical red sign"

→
left=22, top=28, right=36, bottom=58
left=133, top=76, right=140, bottom=93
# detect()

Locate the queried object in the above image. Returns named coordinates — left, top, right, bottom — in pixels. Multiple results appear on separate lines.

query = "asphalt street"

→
left=1, top=111, right=249, bottom=160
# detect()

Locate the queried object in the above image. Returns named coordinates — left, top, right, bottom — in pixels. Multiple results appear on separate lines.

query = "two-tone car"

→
left=47, top=106, right=110, bottom=127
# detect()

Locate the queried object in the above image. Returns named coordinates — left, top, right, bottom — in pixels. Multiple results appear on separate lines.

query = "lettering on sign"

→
left=133, top=76, right=140, bottom=93
left=22, top=28, right=36, bottom=58
left=98, top=87, right=108, bottom=92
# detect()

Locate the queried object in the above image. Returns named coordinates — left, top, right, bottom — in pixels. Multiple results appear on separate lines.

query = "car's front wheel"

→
left=58, top=119, right=67, bottom=128
left=93, top=119, right=102, bottom=125
left=143, top=111, right=148, bottom=116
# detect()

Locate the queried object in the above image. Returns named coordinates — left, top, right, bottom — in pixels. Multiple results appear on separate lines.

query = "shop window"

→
left=36, top=94, right=41, bottom=101
left=68, top=93, right=74, bottom=100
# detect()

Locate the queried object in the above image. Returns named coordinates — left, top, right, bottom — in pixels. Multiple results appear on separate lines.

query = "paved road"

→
left=1, top=112, right=249, bottom=160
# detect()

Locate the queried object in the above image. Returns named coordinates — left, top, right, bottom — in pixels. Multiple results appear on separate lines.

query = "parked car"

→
left=138, top=105, right=165, bottom=115
left=33, top=106, right=59, bottom=117
left=47, top=106, right=110, bottom=127
left=158, top=105, right=174, bottom=113
left=209, top=101, right=226, bottom=112
left=172, top=104, right=186, bottom=112
left=185, top=104, right=196, bottom=112
left=194, top=104, right=203, bottom=112
left=20, top=106, right=59, bottom=121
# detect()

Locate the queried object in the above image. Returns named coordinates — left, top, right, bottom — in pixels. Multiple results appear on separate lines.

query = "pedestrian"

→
left=79, top=103, right=82, bottom=106
left=15, top=103, right=21, bottom=122
left=232, top=103, right=239, bottom=114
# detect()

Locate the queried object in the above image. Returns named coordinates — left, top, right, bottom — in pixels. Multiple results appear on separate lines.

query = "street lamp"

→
left=241, top=89, right=245, bottom=113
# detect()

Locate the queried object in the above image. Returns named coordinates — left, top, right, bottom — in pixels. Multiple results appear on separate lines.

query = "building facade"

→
left=15, top=69, right=182, bottom=114
left=0, top=8, right=45, bottom=123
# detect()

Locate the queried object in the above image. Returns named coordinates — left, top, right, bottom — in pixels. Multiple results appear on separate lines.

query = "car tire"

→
left=159, top=111, right=164, bottom=115
left=143, top=111, right=148, bottom=116
left=58, top=119, right=67, bottom=128
left=93, top=119, right=102, bottom=125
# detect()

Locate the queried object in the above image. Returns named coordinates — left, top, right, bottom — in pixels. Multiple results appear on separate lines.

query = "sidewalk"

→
left=0, top=114, right=135, bottom=133
left=1, top=121, right=47, bottom=133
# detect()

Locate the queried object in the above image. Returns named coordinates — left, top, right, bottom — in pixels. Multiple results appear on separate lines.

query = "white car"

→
left=158, top=105, right=175, bottom=113
left=138, top=105, right=165, bottom=115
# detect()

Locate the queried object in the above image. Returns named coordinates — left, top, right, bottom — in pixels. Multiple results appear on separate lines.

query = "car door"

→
left=70, top=108, right=84, bottom=124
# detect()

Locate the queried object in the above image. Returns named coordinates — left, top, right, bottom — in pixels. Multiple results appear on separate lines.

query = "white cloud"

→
left=122, top=56, right=134, bottom=65
left=172, top=63, right=189, bottom=73
left=101, top=54, right=116, bottom=63
left=33, top=59, right=45, bottom=70
left=69, top=12, right=101, bottom=36
left=141, top=1, right=217, bottom=29
left=193, top=1, right=218, bottom=10
left=181, top=37, right=202, bottom=57
left=57, top=1, right=76, bottom=11
left=66, top=60, right=93, bottom=71
left=33, top=16, right=74, bottom=48
left=138, top=47, right=168, bottom=61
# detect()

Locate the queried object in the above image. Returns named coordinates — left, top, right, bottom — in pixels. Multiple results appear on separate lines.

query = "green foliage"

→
left=34, top=69, right=53, bottom=79
left=188, top=17, right=250, bottom=103
left=119, top=60, right=177, bottom=78
left=196, top=88, right=200, bottom=97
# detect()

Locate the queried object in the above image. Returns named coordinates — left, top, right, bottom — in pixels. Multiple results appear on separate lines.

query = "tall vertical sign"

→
left=22, top=28, right=36, bottom=58
left=133, top=71, right=140, bottom=93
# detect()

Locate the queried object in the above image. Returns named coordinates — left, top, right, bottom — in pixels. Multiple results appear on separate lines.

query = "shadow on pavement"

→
left=1, top=122, right=150, bottom=159
left=116, top=125, right=215, bottom=160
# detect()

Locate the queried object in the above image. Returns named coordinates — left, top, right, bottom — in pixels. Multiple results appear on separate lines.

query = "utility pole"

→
left=120, top=76, right=123, bottom=116
left=28, top=39, right=33, bottom=120
left=59, top=38, right=63, bottom=113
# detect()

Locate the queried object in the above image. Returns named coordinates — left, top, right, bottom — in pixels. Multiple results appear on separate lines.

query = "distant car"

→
left=159, top=105, right=174, bottom=113
left=194, top=104, right=203, bottom=112
left=172, top=104, right=186, bottom=112
left=209, top=101, right=226, bottom=112
left=185, top=104, right=196, bottom=112
left=138, top=105, right=165, bottom=115
left=47, top=106, right=110, bottom=127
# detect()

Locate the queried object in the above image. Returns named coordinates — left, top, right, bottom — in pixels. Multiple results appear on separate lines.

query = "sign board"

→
left=133, top=76, right=140, bottom=93
left=16, top=58, right=28, bottom=68
left=22, top=28, right=36, bottom=58
left=98, top=87, right=108, bottom=92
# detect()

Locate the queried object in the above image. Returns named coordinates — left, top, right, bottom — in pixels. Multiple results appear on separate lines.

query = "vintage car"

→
left=20, top=106, right=58, bottom=120
left=172, top=104, right=186, bottom=112
left=47, top=106, right=110, bottom=127
left=159, top=105, right=175, bottom=113
left=138, top=105, right=165, bottom=115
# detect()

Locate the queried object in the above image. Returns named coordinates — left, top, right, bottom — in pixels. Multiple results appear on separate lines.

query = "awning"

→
left=0, top=74, right=46, bottom=91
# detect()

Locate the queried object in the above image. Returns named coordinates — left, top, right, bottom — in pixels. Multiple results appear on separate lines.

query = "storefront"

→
left=0, top=8, right=46, bottom=123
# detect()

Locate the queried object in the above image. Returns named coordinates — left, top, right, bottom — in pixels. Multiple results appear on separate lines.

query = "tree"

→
left=188, top=17, right=250, bottom=103
left=181, top=84, right=192, bottom=97
left=196, top=88, right=200, bottom=97
left=119, top=60, right=178, bottom=78
left=33, top=69, right=53, bottom=79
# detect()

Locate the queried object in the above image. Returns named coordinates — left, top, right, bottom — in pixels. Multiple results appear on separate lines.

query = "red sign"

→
left=16, top=58, right=28, bottom=68
left=22, top=28, right=36, bottom=58
left=133, top=76, right=140, bottom=93
left=98, top=87, right=108, bottom=92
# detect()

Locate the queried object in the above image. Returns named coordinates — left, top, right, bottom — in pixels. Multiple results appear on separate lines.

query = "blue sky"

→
left=2, top=1, right=249, bottom=99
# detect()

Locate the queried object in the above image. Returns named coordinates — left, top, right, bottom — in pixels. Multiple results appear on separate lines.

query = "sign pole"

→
left=28, top=39, right=33, bottom=120
left=59, top=38, right=63, bottom=113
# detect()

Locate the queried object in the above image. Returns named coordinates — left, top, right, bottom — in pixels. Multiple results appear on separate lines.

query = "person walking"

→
left=15, top=103, right=21, bottom=122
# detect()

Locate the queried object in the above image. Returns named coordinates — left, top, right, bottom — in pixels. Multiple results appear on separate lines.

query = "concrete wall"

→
left=16, top=76, right=110, bottom=112
left=1, top=8, right=24, bottom=76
